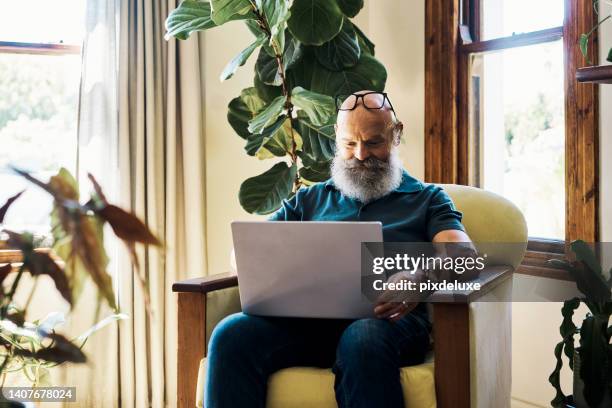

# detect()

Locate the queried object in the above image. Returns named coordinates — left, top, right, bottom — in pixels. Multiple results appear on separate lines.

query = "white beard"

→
left=330, top=149, right=403, bottom=203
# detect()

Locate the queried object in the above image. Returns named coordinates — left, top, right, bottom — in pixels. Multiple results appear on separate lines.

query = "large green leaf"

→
left=353, top=24, right=375, bottom=55
left=291, top=86, right=335, bottom=126
left=288, top=0, right=343, bottom=46
left=165, top=0, right=217, bottom=40
left=256, top=32, right=303, bottom=85
left=239, top=162, right=297, bottom=214
left=227, top=96, right=252, bottom=139
left=311, top=53, right=387, bottom=96
left=299, top=165, right=330, bottom=183
left=241, top=86, right=266, bottom=113
left=337, top=0, right=364, bottom=18
left=296, top=113, right=336, bottom=161
left=245, top=19, right=264, bottom=39
left=549, top=258, right=610, bottom=306
left=572, top=240, right=603, bottom=277
left=298, top=151, right=331, bottom=182
left=254, top=73, right=282, bottom=102
left=210, top=0, right=254, bottom=25
left=286, top=48, right=316, bottom=90
left=248, top=95, right=287, bottom=134
left=256, top=47, right=283, bottom=85
left=220, top=37, right=266, bottom=81
left=578, top=315, right=609, bottom=407
left=607, top=47, right=612, bottom=63
left=227, top=87, right=266, bottom=139
left=315, top=18, right=360, bottom=71
left=256, top=120, right=303, bottom=159
left=245, top=115, right=288, bottom=155
left=570, top=240, right=610, bottom=303
left=261, top=0, right=290, bottom=52
left=282, top=32, right=303, bottom=70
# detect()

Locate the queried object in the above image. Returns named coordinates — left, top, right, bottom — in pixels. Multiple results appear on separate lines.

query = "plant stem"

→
left=23, top=276, right=39, bottom=311
left=6, top=263, right=26, bottom=304
left=250, top=1, right=301, bottom=191
left=0, top=353, right=11, bottom=379
left=586, top=14, right=612, bottom=38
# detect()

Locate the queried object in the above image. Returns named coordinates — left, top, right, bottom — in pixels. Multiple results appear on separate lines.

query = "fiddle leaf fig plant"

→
left=165, top=0, right=387, bottom=214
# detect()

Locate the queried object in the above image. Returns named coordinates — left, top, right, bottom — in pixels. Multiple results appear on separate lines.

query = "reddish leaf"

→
left=14, top=167, right=83, bottom=214
left=0, top=263, right=12, bottom=285
left=26, top=252, right=73, bottom=306
left=0, top=190, right=24, bottom=224
left=125, top=241, right=153, bottom=317
left=97, top=205, right=162, bottom=246
left=70, top=217, right=116, bottom=310
left=87, top=173, right=108, bottom=205
left=11, top=167, right=54, bottom=196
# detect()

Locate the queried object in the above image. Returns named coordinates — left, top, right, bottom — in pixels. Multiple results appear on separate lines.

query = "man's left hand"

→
left=374, top=300, right=417, bottom=321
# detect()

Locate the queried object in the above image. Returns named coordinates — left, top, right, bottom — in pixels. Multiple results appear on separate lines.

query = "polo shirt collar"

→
left=324, top=170, right=424, bottom=193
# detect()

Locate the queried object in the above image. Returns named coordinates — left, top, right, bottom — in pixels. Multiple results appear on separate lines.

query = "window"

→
left=425, top=0, right=599, bottom=277
left=0, top=0, right=84, bottom=241
left=467, top=1, right=566, bottom=239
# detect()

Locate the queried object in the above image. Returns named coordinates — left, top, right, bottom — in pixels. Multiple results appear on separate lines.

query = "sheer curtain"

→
left=73, top=0, right=207, bottom=406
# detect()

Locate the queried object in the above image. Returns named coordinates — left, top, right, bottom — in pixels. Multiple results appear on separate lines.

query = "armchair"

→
left=174, top=184, right=528, bottom=408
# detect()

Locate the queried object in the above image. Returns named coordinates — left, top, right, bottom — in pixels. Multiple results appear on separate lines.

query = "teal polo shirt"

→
left=268, top=170, right=465, bottom=242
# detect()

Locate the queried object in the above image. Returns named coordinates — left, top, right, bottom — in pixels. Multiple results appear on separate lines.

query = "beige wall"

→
left=203, top=0, right=425, bottom=274
left=201, top=1, right=610, bottom=406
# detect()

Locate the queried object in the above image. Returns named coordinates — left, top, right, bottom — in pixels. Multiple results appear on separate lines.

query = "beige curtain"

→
left=116, top=0, right=207, bottom=407
left=70, top=0, right=207, bottom=406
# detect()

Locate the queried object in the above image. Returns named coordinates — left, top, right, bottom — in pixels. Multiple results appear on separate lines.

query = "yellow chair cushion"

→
left=196, top=358, right=436, bottom=408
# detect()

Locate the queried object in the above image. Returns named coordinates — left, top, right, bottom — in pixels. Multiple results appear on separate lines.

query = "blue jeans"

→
left=204, top=309, right=431, bottom=408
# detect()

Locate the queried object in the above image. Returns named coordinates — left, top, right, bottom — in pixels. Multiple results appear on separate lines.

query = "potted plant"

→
left=165, top=0, right=388, bottom=214
left=548, top=240, right=611, bottom=408
left=0, top=168, right=161, bottom=405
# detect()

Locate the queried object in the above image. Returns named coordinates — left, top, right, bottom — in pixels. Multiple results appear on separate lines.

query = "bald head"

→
left=334, top=90, right=403, bottom=162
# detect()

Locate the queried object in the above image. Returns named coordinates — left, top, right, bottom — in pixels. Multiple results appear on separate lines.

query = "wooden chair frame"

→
left=174, top=266, right=513, bottom=408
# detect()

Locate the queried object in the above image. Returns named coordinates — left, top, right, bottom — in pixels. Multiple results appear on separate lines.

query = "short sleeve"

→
left=426, top=187, right=465, bottom=240
left=266, top=189, right=305, bottom=221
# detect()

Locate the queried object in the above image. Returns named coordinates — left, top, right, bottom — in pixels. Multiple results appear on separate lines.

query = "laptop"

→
left=231, top=221, right=383, bottom=319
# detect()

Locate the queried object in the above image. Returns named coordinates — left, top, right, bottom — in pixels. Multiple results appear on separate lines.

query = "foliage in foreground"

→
left=0, top=168, right=161, bottom=387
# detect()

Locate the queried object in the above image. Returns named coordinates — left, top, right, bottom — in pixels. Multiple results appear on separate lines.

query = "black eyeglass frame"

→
left=334, top=91, right=397, bottom=117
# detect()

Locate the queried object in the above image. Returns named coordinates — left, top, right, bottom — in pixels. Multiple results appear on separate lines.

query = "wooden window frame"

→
left=425, top=0, right=599, bottom=279
left=0, top=41, right=81, bottom=264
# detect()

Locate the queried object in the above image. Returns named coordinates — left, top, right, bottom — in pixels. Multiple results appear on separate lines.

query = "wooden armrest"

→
left=172, top=272, right=238, bottom=294
left=431, top=265, right=513, bottom=408
left=175, top=273, right=238, bottom=407
left=427, top=265, right=513, bottom=303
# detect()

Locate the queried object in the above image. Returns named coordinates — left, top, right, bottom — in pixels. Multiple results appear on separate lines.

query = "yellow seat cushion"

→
left=196, top=358, right=436, bottom=408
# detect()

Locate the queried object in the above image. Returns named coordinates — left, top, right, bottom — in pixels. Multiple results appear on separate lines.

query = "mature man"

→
left=205, top=91, right=471, bottom=407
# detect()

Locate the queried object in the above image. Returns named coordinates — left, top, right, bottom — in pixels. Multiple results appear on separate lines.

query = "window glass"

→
left=481, top=0, right=564, bottom=40
left=0, top=53, right=80, bottom=235
left=0, top=0, right=85, bottom=44
left=469, top=40, right=565, bottom=239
